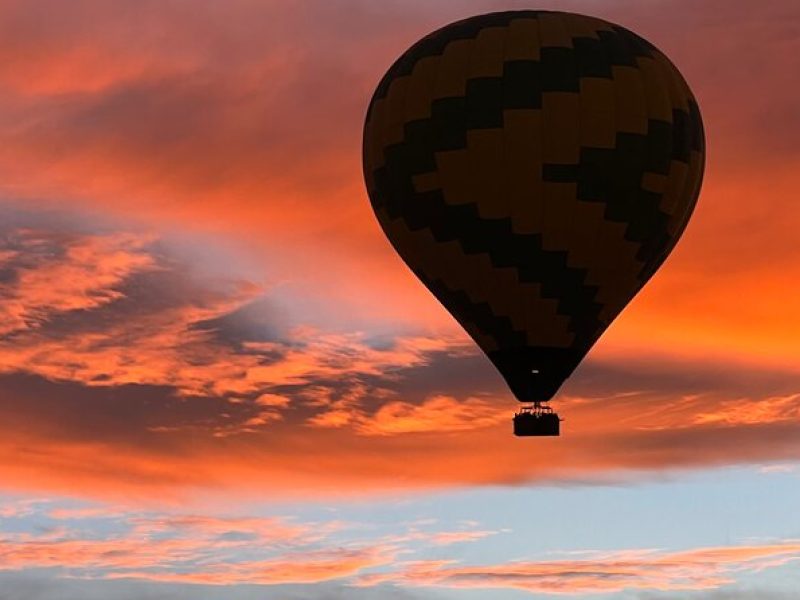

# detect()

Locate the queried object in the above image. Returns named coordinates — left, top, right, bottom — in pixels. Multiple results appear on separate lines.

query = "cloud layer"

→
left=357, top=544, right=800, bottom=594
left=0, top=213, right=799, bottom=501
left=0, top=497, right=798, bottom=596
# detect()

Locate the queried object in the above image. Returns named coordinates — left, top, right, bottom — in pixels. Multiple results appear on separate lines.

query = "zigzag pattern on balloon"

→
left=363, top=10, right=705, bottom=402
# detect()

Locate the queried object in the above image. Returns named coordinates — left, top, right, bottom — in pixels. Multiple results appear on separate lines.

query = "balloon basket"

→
left=513, top=402, right=561, bottom=437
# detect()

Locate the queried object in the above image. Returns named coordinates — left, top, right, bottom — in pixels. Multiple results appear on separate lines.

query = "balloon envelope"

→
left=363, top=11, right=705, bottom=402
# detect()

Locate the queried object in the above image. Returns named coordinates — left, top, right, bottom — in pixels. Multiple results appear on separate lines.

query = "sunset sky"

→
left=0, top=0, right=799, bottom=598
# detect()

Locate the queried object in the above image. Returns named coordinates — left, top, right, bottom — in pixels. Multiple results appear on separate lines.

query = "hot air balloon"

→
left=362, top=11, right=705, bottom=436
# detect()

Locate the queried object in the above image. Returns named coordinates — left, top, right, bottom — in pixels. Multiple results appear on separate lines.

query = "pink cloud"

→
left=0, top=507, right=346, bottom=578
left=107, top=547, right=396, bottom=586
left=0, top=227, right=468, bottom=407
left=3, top=499, right=798, bottom=593
left=0, top=229, right=156, bottom=335
left=357, top=543, right=800, bottom=594
left=0, top=503, right=500, bottom=586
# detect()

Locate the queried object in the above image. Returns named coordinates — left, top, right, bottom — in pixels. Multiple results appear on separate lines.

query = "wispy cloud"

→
left=7, top=498, right=794, bottom=594
left=0, top=501, right=500, bottom=587
left=357, top=543, right=800, bottom=594
left=344, top=395, right=508, bottom=436
left=0, top=224, right=468, bottom=407
left=106, top=547, right=396, bottom=586
left=0, top=229, right=156, bottom=335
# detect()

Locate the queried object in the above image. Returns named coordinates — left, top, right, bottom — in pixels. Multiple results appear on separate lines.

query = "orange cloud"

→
left=0, top=224, right=797, bottom=502
left=356, top=543, right=800, bottom=594
left=0, top=0, right=796, bottom=363
left=0, top=227, right=468, bottom=407
left=0, top=0, right=798, bottom=505
left=0, top=503, right=504, bottom=587
left=1, top=504, right=339, bottom=575
left=344, top=395, right=508, bottom=436
left=126, top=514, right=311, bottom=544
left=0, top=520, right=390, bottom=586
left=106, top=547, right=396, bottom=586
left=688, top=394, right=800, bottom=427
left=1, top=0, right=796, bottom=346
left=386, top=528, right=501, bottom=547
left=1, top=376, right=799, bottom=504
left=2, top=497, right=798, bottom=593
left=0, top=229, right=156, bottom=335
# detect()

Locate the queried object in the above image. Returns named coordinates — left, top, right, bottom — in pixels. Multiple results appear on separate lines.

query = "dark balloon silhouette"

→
left=362, top=11, right=705, bottom=436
